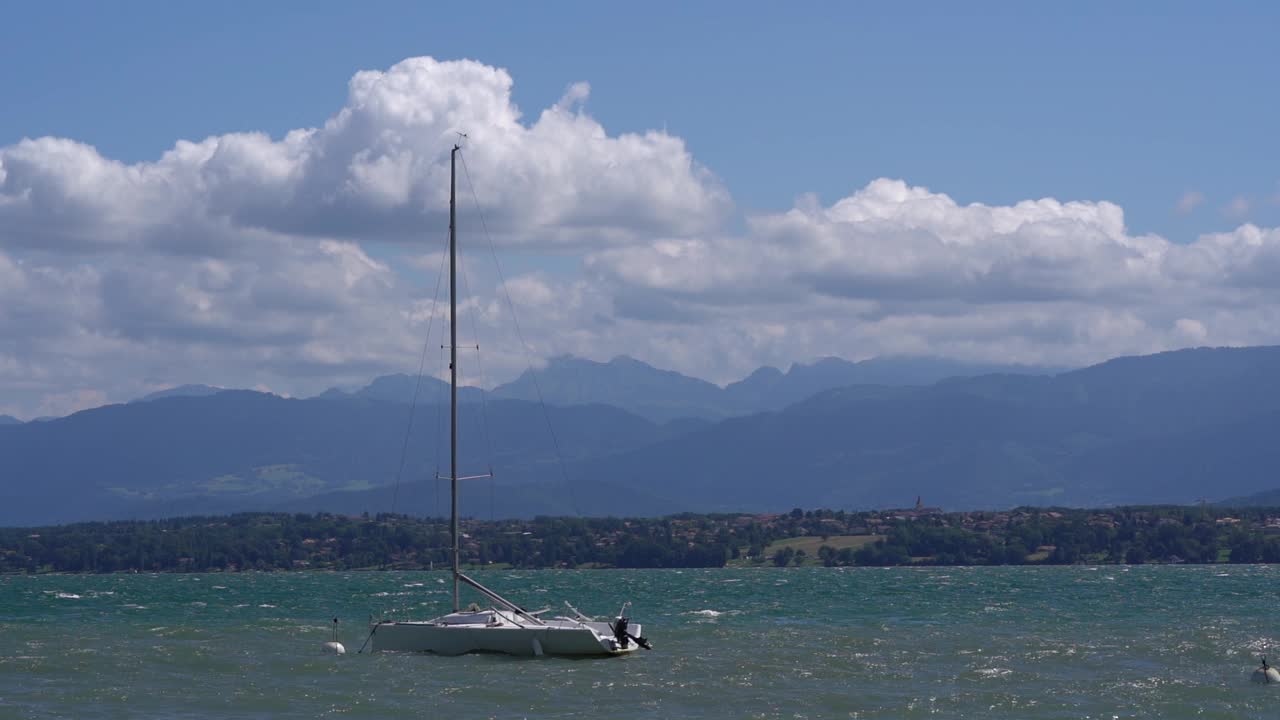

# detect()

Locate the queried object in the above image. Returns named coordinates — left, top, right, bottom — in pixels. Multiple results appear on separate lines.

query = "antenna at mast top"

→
left=455, top=131, right=468, bottom=148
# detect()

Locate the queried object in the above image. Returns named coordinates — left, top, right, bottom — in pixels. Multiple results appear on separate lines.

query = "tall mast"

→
left=449, top=144, right=460, bottom=613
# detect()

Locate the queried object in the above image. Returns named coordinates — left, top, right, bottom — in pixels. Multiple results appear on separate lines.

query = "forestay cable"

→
left=457, top=150, right=581, bottom=515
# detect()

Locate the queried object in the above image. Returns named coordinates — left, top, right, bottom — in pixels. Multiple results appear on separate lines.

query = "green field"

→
left=732, top=534, right=884, bottom=566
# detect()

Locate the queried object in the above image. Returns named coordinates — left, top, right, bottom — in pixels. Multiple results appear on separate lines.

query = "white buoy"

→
left=322, top=617, right=346, bottom=655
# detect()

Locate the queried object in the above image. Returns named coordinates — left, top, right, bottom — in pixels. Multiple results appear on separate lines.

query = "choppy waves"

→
left=3, top=566, right=1279, bottom=718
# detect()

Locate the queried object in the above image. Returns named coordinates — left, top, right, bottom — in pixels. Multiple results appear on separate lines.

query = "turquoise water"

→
left=1, top=566, right=1277, bottom=719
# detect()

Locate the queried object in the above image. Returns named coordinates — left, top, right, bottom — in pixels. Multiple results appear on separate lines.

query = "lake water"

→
left=1, top=566, right=1277, bottom=718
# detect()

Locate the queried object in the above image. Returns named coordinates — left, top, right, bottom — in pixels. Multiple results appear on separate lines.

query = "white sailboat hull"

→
left=371, top=612, right=641, bottom=657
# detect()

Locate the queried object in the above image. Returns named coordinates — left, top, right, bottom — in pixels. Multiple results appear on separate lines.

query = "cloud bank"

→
left=584, top=180, right=1280, bottom=378
left=3, top=56, right=1280, bottom=418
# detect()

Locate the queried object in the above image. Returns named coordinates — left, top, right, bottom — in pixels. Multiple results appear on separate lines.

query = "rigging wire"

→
left=434, top=343, right=447, bottom=519
left=389, top=230, right=450, bottom=517
left=455, top=242, right=499, bottom=522
left=458, top=150, right=582, bottom=516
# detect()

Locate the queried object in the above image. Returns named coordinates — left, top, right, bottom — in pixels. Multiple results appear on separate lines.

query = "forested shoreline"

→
left=3, top=505, right=1280, bottom=573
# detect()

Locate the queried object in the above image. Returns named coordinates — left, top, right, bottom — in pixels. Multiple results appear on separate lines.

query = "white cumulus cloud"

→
left=0, top=57, right=728, bottom=256
left=580, top=181, right=1280, bottom=379
left=4, top=56, right=1280, bottom=418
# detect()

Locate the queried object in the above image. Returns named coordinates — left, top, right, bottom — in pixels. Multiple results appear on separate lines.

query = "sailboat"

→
left=368, top=143, right=651, bottom=657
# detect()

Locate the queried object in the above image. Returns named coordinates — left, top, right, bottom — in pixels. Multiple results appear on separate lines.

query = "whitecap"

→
left=55, top=592, right=81, bottom=599
left=689, top=609, right=723, bottom=617
left=403, top=582, right=425, bottom=588
left=258, top=604, right=276, bottom=608
left=212, top=585, right=228, bottom=590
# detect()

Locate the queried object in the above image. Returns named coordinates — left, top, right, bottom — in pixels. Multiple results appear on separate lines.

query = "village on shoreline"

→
left=4, top=502, right=1280, bottom=574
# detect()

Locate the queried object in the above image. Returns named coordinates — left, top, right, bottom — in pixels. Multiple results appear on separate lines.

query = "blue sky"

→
left=2, top=2, right=1280, bottom=418
left=5, top=1, right=1276, bottom=236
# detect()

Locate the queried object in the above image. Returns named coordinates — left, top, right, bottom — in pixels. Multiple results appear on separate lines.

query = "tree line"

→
left=0, top=512, right=741, bottom=573
left=2, top=505, right=1280, bottom=573
left=805, top=506, right=1280, bottom=567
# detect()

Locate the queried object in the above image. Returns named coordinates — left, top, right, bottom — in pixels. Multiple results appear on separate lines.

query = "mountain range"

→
left=320, top=354, right=1059, bottom=423
left=3, top=347, right=1280, bottom=526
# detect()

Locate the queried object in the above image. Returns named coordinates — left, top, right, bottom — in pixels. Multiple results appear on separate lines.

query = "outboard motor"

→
left=612, top=614, right=652, bottom=651
left=613, top=616, right=631, bottom=649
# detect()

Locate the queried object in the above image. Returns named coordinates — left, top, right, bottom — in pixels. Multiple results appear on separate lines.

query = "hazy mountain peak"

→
left=344, top=372, right=484, bottom=404
left=803, top=356, right=855, bottom=370
left=542, top=354, right=656, bottom=371
left=0, top=414, right=22, bottom=425
left=490, top=353, right=722, bottom=422
left=746, top=366, right=785, bottom=381
left=723, top=366, right=784, bottom=396
left=136, top=384, right=226, bottom=403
